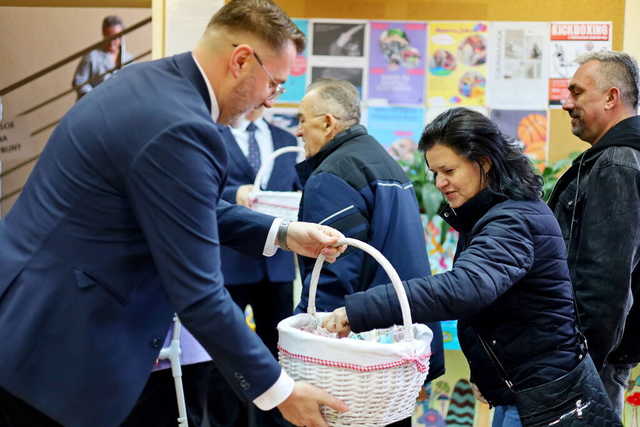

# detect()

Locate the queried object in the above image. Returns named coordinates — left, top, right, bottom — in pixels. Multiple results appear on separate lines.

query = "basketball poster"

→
left=427, top=21, right=488, bottom=107
left=490, top=109, right=548, bottom=163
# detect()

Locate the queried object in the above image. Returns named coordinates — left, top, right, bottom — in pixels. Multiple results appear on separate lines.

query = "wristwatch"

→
left=277, top=219, right=291, bottom=251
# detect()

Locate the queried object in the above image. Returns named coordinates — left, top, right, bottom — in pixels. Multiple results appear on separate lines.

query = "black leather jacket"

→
left=548, top=115, right=640, bottom=368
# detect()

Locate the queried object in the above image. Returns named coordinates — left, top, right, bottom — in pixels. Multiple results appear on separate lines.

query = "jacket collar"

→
left=576, top=115, right=640, bottom=165
left=439, top=188, right=508, bottom=233
left=296, top=124, right=367, bottom=185
left=173, top=52, right=212, bottom=115
left=549, top=115, right=640, bottom=207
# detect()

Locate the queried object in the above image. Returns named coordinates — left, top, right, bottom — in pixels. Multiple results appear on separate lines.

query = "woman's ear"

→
left=480, top=156, right=492, bottom=174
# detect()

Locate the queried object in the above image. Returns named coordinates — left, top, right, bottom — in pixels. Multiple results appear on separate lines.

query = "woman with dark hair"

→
left=323, top=108, right=620, bottom=426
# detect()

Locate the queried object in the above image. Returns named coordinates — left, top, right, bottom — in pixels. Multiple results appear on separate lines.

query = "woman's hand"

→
left=322, top=307, right=351, bottom=337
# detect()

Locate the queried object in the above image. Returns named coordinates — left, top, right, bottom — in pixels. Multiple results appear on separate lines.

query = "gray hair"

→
left=306, top=79, right=361, bottom=126
left=102, top=15, right=123, bottom=31
left=577, top=50, right=640, bottom=109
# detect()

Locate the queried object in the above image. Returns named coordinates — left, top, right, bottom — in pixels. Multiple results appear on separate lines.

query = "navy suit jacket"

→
left=0, top=53, right=283, bottom=427
left=219, top=123, right=301, bottom=285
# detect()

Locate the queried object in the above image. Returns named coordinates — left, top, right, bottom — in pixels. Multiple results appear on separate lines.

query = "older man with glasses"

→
left=293, top=78, right=445, bottom=427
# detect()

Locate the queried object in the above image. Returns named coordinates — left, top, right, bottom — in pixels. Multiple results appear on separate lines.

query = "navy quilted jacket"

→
left=346, top=189, right=581, bottom=405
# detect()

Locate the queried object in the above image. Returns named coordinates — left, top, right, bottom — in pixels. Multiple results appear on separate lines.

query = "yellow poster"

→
left=427, top=22, right=488, bottom=107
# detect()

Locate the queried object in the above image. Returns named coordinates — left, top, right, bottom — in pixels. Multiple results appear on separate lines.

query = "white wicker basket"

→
left=250, top=146, right=304, bottom=221
left=277, top=238, right=433, bottom=427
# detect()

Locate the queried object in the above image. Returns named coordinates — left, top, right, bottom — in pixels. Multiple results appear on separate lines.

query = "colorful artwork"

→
left=423, top=215, right=458, bottom=275
left=445, top=379, right=476, bottom=426
left=624, top=367, right=640, bottom=426
left=279, top=19, right=309, bottom=103
left=413, top=351, right=488, bottom=427
left=427, top=22, right=488, bottom=107
left=368, top=21, right=427, bottom=105
left=367, top=106, right=425, bottom=160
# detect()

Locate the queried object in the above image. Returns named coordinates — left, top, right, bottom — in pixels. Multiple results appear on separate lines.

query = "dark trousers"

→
left=0, top=387, right=62, bottom=427
left=387, top=418, right=412, bottom=427
left=122, top=361, right=213, bottom=427
left=208, top=280, right=293, bottom=427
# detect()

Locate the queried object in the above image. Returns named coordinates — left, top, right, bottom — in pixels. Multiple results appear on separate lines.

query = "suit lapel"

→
left=220, top=126, right=256, bottom=182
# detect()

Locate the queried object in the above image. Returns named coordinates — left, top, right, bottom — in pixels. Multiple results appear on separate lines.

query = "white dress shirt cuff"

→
left=263, top=217, right=282, bottom=257
left=253, top=368, right=295, bottom=410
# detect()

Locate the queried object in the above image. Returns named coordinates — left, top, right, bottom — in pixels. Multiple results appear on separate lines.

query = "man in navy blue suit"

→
left=0, top=1, right=347, bottom=427
left=208, top=107, right=301, bottom=426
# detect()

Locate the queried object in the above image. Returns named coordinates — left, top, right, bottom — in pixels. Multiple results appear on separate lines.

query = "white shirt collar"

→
left=231, top=116, right=268, bottom=132
left=192, top=53, right=220, bottom=122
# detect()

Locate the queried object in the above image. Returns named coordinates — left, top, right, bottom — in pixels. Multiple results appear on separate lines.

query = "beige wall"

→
left=0, top=6, right=151, bottom=213
left=624, top=0, right=640, bottom=59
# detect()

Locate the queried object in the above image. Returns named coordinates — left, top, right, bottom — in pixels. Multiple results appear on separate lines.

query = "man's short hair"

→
left=306, top=79, right=361, bottom=125
left=102, top=15, right=123, bottom=31
left=577, top=50, right=640, bottom=109
left=207, top=0, right=305, bottom=54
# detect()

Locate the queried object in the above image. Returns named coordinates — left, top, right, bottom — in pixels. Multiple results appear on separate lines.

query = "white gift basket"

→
left=250, top=146, right=304, bottom=221
left=277, top=238, right=433, bottom=427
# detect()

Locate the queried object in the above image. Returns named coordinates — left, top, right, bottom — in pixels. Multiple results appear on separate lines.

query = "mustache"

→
left=568, top=111, right=580, bottom=119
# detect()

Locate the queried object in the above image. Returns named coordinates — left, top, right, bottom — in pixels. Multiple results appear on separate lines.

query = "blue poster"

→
left=442, top=320, right=460, bottom=350
left=279, top=19, right=308, bottom=103
left=366, top=106, right=425, bottom=161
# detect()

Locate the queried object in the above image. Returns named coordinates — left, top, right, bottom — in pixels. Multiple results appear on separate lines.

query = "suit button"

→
left=151, top=338, right=162, bottom=349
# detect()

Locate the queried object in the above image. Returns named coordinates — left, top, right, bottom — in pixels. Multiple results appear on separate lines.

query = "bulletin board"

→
left=276, top=0, right=624, bottom=162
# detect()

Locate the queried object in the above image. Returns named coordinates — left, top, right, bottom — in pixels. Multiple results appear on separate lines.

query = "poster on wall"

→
left=490, top=109, right=548, bottom=163
left=425, top=106, right=489, bottom=126
left=279, top=19, right=309, bottom=103
left=548, top=22, right=612, bottom=107
left=366, top=106, right=425, bottom=161
left=308, top=19, right=369, bottom=97
left=368, top=21, right=427, bottom=105
left=487, top=22, right=550, bottom=109
left=427, top=21, right=488, bottom=107
left=0, top=116, right=35, bottom=162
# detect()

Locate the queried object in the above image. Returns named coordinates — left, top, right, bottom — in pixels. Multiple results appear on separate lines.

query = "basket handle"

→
left=308, top=237, right=414, bottom=340
left=251, top=146, right=305, bottom=191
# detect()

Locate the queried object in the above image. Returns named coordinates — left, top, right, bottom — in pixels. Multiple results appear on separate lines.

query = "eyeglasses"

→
left=232, top=44, right=285, bottom=100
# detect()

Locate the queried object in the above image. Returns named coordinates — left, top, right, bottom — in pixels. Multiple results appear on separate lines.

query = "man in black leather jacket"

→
left=548, top=50, right=640, bottom=415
